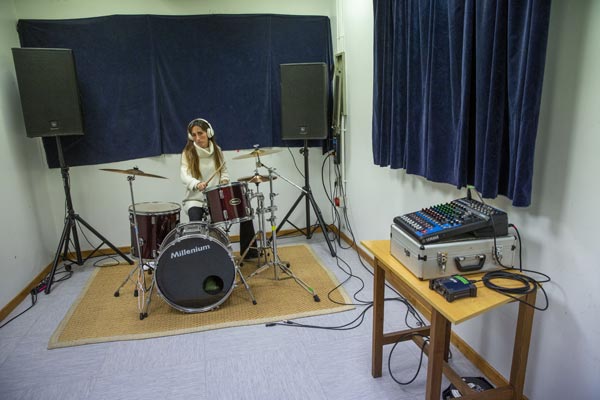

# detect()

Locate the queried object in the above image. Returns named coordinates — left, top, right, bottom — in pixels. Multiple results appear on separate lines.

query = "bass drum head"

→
left=155, top=232, right=235, bottom=313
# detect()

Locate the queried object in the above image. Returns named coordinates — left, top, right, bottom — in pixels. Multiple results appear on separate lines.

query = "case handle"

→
left=454, top=254, right=486, bottom=272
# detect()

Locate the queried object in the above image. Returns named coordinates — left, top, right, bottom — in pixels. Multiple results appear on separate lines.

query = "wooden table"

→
left=362, top=240, right=536, bottom=400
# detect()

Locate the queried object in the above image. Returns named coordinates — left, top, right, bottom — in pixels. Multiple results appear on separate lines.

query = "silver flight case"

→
left=390, top=224, right=516, bottom=280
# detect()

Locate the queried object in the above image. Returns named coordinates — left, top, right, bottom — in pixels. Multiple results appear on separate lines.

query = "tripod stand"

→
left=276, top=140, right=336, bottom=257
left=45, top=137, right=133, bottom=294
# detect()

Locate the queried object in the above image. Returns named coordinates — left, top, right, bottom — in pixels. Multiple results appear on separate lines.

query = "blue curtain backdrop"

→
left=372, top=0, right=551, bottom=206
left=17, top=14, right=333, bottom=168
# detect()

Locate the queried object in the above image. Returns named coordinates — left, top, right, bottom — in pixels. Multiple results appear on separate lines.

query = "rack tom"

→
left=204, top=181, right=253, bottom=226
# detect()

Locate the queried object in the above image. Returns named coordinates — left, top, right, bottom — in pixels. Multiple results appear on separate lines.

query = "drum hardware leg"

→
left=238, top=230, right=264, bottom=265
left=247, top=256, right=320, bottom=303
left=113, top=260, right=156, bottom=297
left=234, top=264, right=257, bottom=305
left=114, top=260, right=145, bottom=297
left=233, top=225, right=258, bottom=304
left=139, top=273, right=156, bottom=319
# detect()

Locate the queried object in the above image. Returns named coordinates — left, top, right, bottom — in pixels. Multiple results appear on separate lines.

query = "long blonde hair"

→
left=183, top=120, right=223, bottom=180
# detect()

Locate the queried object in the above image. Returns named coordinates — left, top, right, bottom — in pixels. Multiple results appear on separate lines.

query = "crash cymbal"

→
left=237, top=174, right=277, bottom=184
left=232, top=148, right=281, bottom=160
left=100, top=167, right=167, bottom=179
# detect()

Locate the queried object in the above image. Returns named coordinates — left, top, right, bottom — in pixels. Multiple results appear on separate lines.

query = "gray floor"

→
left=0, top=233, right=484, bottom=400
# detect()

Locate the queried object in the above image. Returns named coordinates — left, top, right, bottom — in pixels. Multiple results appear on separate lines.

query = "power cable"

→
left=267, top=149, right=430, bottom=384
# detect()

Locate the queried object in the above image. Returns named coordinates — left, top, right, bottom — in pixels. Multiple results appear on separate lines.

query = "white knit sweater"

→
left=180, top=142, right=230, bottom=214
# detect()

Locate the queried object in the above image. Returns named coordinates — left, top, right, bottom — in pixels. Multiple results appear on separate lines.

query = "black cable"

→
left=278, top=146, right=425, bottom=319
left=270, top=147, right=430, bottom=384
left=0, top=291, right=37, bottom=329
left=479, top=270, right=550, bottom=312
left=388, top=334, right=429, bottom=385
left=508, top=224, right=551, bottom=283
left=92, top=254, right=122, bottom=267
left=319, top=151, right=426, bottom=315
left=509, top=223, right=523, bottom=272
left=287, top=146, right=305, bottom=179
left=45, top=264, right=74, bottom=286
left=472, top=192, right=550, bottom=311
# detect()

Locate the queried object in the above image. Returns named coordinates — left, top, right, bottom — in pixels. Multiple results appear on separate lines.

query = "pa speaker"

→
left=12, top=48, right=84, bottom=138
left=280, top=62, right=328, bottom=140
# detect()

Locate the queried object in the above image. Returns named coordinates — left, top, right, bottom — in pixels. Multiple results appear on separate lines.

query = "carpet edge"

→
left=48, top=266, right=103, bottom=349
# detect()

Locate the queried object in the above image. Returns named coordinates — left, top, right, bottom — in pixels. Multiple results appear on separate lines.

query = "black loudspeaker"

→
left=12, top=48, right=84, bottom=138
left=280, top=62, right=328, bottom=140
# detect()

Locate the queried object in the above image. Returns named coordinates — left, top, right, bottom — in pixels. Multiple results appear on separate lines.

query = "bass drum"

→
left=156, top=222, right=235, bottom=313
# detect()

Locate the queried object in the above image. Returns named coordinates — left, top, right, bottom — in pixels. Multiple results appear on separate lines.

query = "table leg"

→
left=444, top=320, right=452, bottom=362
left=372, top=260, right=385, bottom=378
left=509, top=290, right=537, bottom=399
left=426, top=308, right=451, bottom=400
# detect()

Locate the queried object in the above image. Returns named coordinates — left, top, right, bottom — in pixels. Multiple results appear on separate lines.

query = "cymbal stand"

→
left=248, top=159, right=320, bottom=302
left=113, top=173, right=155, bottom=320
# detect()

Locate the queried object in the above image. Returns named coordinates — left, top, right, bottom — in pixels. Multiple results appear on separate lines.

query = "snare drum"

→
left=204, top=181, right=253, bottom=225
left=156, top=222, right=235, bottom=313
left=129, top=202, right=181, bottom=261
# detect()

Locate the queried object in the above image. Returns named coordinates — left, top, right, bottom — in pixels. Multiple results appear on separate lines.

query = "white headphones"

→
left=187, top=118, right=214, bottom=140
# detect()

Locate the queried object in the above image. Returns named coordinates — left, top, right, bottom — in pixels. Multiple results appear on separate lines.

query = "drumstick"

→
left=205, top=161, right=226, bottom=183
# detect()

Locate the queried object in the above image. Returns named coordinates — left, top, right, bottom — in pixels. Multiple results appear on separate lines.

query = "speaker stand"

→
left=275, top=141, right=336, bottom=257
left=45, top=137, right=134, bottom=294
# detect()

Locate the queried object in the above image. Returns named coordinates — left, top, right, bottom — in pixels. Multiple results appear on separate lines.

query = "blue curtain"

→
left=372, top=0, right=551, bottom=206
left=17, top=14, right=333, bottom=168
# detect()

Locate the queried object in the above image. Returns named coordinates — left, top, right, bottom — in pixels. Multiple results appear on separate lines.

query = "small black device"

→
left=442, top=376, right=494, bottom=399
left=393, top=197, right=508, bottom=244
left=429, top=275, right=477, bottom=302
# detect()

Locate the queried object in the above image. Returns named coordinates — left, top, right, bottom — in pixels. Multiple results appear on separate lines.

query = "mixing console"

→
left=393, top=197, right=508, bottom=244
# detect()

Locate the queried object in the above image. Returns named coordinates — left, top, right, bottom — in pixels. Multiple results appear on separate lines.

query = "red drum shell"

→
left=129, top=202, right=181, bottom=261
left=204, top=181, right=253, bottom=225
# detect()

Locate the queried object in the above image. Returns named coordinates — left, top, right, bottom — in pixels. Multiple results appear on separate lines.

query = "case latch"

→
left=437, top=252, right=448, bottom=271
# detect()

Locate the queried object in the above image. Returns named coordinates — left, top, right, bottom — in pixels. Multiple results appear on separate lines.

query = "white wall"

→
left=0, top=1, right=58, bottom=308
left=340, top=0, right=600, bottom=398
left=1, top=0, right=337, bottom=307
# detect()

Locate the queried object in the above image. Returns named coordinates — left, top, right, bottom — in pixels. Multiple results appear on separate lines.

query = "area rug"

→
left=49, top=244, right=353, bottom=349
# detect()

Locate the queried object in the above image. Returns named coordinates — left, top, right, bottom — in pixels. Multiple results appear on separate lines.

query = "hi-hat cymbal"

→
left=237, top=175, right=277, bottom=184
left=100, top=167, right=167, bottom=179
left=232, top=148, right=281, bottom=160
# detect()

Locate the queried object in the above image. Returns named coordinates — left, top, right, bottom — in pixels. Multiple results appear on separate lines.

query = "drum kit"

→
left=101, top=146, right=320, bottom=320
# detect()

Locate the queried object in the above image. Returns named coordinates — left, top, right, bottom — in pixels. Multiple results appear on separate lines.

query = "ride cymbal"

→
left=237, top=175, right=277, bottom=184
left=232, top=148, right=281, bottom=160
left=100, top=167, right=167, bottom=179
